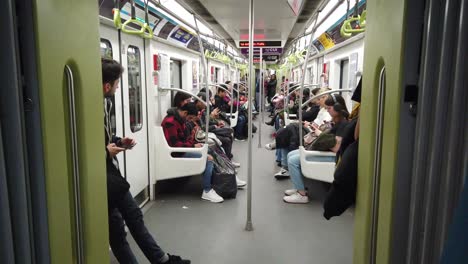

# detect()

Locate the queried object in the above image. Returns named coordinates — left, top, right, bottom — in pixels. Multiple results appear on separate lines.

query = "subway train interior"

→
left=1, top=0, right=467, bottom=263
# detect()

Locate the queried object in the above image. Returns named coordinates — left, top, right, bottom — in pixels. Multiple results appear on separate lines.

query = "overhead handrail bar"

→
left=282, top=0, right=344, bottom=59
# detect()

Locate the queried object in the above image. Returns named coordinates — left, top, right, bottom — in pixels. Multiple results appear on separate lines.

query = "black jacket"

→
left=275, top=123, right=308, bottom=151
left=104, top=98, right=130, bottom=210
left=323, top=139, right=358, bottom=220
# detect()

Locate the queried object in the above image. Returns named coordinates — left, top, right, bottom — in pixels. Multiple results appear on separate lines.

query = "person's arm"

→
left=330, top=136, right=343, bottom=153
left=354, top=117, right=360, bottom=140
left=163, top=123, right=194, bottom=148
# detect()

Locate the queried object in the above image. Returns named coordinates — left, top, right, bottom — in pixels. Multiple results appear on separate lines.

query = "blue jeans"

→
left=109, top=191, right=166, bottom=264
left=287, top=149, right=336, bottom=191
left=279, top=148, right=290, bottom=169
left=182, top=152, right=213, bottom=191
left=235, top=114, right=246, bottom=138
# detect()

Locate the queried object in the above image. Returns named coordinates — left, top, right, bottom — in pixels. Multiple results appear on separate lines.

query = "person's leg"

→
left=118, top=191, right=168, bottom=263
left=109, top=208, right=139, bottom=264
left=202, top=160, right=214, bottom=192
left=286, top=150, right=305, bottom=191
left=235, top=115, right=246, bottom=139
left=281, top=148, right=289, bottom=169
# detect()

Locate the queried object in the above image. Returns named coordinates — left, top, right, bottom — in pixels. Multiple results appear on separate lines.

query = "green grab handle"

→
left=141, top=23, right=153, bottom=39
left=121, top=18, right=145, bottom=35
left=113, top=9, right=122, bottom=29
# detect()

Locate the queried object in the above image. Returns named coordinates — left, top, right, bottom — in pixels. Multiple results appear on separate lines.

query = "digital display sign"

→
left=239, top=41, right=282, bottom=47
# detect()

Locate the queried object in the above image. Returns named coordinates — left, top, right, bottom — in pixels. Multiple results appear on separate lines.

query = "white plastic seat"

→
left=299, top=146, right=336, bottom=183
left=154, top=126, right=208, bottom=182
left=225, top=111, right=238, bottom=127
left=284, top=113, right=298, bottom=126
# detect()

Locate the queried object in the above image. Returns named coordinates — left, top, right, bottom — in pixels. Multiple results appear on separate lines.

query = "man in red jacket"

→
left=161, top=103, right=224, bottom=203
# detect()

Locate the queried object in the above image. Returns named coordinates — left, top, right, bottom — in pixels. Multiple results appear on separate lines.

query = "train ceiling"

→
left=176, top=0, right=325, bottom=52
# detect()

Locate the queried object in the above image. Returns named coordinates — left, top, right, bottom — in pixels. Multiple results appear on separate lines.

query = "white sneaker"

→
left=265, top=142, right=276, bottom=150
left=284, top=189, right=297, bottom=196
left=283, top=192, right=309, bottom=204
left=201, top=189, right=224, bottom=203
left=274, top=168, right=290, bottom=179
left=231, top=161, right=241, bottom=168
left=236, top=176, right=246, bottom=188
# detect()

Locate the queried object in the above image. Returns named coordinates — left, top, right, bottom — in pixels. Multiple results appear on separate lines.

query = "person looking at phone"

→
left=161, top=97, right=224, bottom=203
left=102, top=58, right=191, bottom=264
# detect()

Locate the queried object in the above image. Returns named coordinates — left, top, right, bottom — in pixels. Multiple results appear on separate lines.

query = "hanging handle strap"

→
left=112, top=0, right=122, bottom=29
left=121, top=0, right=145, bottom=35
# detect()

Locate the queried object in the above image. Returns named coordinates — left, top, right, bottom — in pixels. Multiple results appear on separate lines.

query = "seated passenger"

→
left=161, top=103, right=223, bottom=203
left=184, top=102, right=246, bottom=188
left=215, top=86, right=247, bottom=141
left=101, top=58, right=190, bottom=264
left=282, top=94, right=350, bottom=204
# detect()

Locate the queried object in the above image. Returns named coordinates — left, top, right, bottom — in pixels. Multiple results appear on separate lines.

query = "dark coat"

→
left=104, top=98, right=130, bottom=210
left=323, top=139, right=359, bottom=220
left=275, top=123, right=308, bottom=151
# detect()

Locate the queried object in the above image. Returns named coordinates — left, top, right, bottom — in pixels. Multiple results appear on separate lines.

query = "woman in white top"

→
left=312, top=88, right=332, bottom=126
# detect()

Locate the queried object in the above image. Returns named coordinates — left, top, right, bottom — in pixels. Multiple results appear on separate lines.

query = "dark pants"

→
left=235, top=114, right=247, bottom=138
left=109, top=191, right=166, bottom=264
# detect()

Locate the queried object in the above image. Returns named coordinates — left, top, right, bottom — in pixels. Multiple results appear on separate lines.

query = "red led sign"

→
left=239, top=41, right=282, bottom=47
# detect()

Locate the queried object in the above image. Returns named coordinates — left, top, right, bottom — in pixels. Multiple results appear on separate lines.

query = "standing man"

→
left=102, top=58, right=190, bottom=264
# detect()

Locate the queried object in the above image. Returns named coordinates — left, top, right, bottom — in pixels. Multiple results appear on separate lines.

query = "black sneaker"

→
left=165, top=254, right=191, bottom=264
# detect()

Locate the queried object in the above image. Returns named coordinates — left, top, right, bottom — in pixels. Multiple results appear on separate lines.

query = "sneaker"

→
left=274, top=168, right=290, bottom=179
left=236, top=176, right=246, bottom=188
left=284, top=189, right=297, bottom=196
left=283, top=192, right=309, bottom=204
left=166, top=254, right=191, bottom=264
left=231, top=161, right=241, bottom=168
left=265, top=142, right=276, bottom=150
left=201, top=189, right=224, bottom=203
left=234, top=137, right=247, bottom=141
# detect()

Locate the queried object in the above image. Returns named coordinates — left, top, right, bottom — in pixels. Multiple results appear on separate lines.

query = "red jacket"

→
left=161, top=108, right=195, bottom=148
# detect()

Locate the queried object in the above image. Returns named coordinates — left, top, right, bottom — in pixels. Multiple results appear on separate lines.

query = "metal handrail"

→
left=194, top=15, right=210, bottom=143
left=370, top=66, right=386, bottom=264
left=300, top=89, right=353, bottom=108
left=65, top=65, right=83, bottom=264
left=245, top=0, right=254, bottom=232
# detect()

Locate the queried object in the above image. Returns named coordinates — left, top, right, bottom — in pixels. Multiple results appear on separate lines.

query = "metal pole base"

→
left=245, top=221, right=254, bottom=231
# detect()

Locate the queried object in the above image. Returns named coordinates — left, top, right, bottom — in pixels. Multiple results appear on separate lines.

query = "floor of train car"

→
left=110, top=113, right=354, bottom=264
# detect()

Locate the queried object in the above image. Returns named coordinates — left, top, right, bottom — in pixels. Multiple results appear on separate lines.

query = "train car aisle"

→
left=111, top=113, right=354, bottom=264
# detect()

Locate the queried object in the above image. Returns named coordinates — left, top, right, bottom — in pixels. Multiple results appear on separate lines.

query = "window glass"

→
left=100, top=39, right=117, bottom=134
left=100, top=39, right=113, bottom=59
left=127, top=46, right=143, bottom=132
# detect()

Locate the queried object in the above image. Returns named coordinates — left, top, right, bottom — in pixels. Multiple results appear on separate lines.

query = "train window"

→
left=100, top=39, right=113, bottom=59
left=127, top=46, right=143, bottom=133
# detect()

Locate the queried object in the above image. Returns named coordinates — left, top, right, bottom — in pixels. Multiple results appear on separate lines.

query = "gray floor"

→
left=111, top=114, right=354, bottom=264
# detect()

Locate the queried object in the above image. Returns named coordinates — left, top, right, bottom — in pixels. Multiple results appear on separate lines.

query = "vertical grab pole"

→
left=245, top=0, right=254, bottom=231
left=64, top=66, right=84, bottom=264
left=299, top=16, right=319, bottom=145
left=257, top=47, right=263, bottom=148
left=193, top=14, right=210, bottom=143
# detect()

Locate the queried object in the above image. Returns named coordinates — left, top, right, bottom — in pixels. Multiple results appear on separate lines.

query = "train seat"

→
left=299, top=146, right=335, bottom=183
left=154, top=126, right=208, bottom=181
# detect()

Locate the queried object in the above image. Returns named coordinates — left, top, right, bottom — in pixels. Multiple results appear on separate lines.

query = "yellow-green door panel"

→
left=33, top=0, right=109, bottom=263
left=354, top=0, right=407, bottom=263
